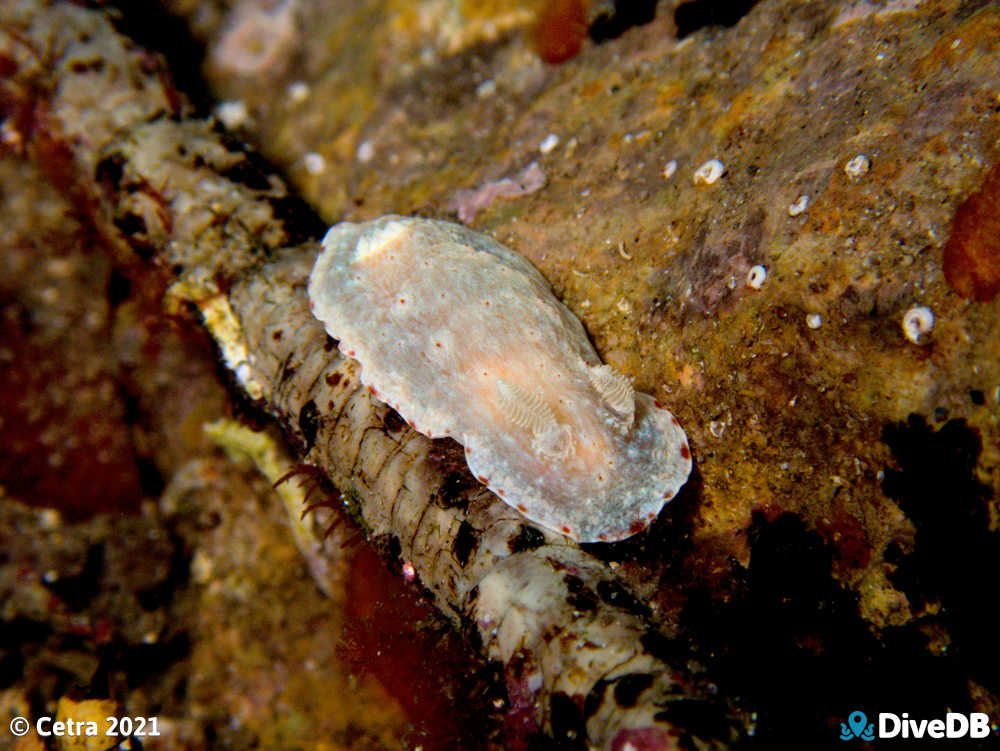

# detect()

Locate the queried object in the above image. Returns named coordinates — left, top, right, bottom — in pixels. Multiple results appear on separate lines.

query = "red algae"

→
left=0, top=295, right=144, bottom=520
left=339, top=544, right=492, bottom=751
left=943, top=163, right=1000, bottom=301
left=531, top=0, right=590, bottom=64
left=815, top=515, right=871, bottom=572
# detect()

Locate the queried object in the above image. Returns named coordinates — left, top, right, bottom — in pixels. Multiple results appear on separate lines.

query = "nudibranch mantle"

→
left=308, top=216, right=691, bottom=542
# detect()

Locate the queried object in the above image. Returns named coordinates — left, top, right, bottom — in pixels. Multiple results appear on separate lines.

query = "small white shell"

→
left=746, top=265, right=767, bottom=289
left=788, top=194, right=809, bottom=216
left=214, top=100, right=249, bottom=130
left=356, top=140, right=375, bottom=163
left=303, top=152, right=326, bottom=175
left=902, top=306, right=934, bottom=344
left=806, top=313, right=823, bottom=329
left=287, top=81, right=310, bottom=103
left=308, top=216, right=692, bottom=542
left=693, top=159, right=725, bottom=185
left=844, top=154, right=870, bottom=178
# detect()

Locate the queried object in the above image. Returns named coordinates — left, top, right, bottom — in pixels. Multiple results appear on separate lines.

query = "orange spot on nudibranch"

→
left=680, top=444, right=691, bottom=460
left=560, top=524, right=572, bottom=535
left=943, top=163, right=1000, bottom=301
left=629, top=520, right=645, bottom=534
left=517, top=504, right=528, bottom=512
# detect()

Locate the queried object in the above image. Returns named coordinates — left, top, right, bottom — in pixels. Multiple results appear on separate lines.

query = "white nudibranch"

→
left=308, top=216, right=692, bottom=542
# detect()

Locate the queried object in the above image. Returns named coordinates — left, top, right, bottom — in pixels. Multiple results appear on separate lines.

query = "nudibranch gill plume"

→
left=307, top=216, right=691, bottom=542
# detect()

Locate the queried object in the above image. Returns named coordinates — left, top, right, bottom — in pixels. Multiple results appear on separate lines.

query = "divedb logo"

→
left=839, top=710, right=993, bottom=741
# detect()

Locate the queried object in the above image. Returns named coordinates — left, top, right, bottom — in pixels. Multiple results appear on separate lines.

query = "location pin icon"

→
left=848, top=711, right=867, bottom=738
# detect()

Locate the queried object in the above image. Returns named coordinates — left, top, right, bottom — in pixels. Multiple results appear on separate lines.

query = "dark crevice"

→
left=881, top=415, right=999, bottom=694
left=42, top=543, right=105, bottom=611
left=89, top=633, right=193, bottom=697
left=681, top=509, right=984, bottom=745
left=675, top=0, right=760, bottom=38
left=0, top=618, right=52, bottom=689
left=104, top=0, right=213, bottom=114
left=589, top=0, right=659, bottom=43
left=136, top=532, right=191, bottom=611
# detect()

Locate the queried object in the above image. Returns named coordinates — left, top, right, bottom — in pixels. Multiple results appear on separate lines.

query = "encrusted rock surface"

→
left=3, top=0, right=999, bottom=748
left=203, top=0, right=1000, bottom=601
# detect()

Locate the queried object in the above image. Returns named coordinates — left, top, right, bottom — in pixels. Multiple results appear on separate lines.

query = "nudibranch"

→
left=307, top=216, right=691, bottom=542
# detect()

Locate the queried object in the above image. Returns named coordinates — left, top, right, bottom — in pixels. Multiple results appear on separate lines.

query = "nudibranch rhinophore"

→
left=307, top=216, right=691, bottom=542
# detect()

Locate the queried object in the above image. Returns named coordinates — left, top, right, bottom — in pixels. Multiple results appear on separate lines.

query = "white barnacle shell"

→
left=844, top=154, right=871, bottom=178
left=746, top=265, right=767, bottom=290
left=308, top=216, right=692, bottom=542
left=788, top=194, right=809, bottom=216
left=902, top=305, right=934, bottom=344
left=693, top=158, right=725, bottom=185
